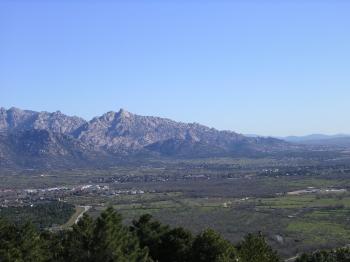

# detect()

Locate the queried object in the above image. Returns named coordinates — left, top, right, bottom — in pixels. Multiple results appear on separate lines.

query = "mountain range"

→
left=0, top=107, right=290, bottom=169
left=247, top=133, right=350, bottom=147
left=280, top=134, right=350, bottom=145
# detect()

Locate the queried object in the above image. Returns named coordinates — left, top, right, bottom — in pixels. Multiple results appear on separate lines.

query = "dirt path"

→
left=61, top=205, right=91, bottom=229
left=74, top=205, right=91, bottom=224
left=285, top=255, right=299, bottom=262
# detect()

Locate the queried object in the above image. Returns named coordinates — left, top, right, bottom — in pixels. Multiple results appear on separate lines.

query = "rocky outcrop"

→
left=0, top=107, right=86, bottom=135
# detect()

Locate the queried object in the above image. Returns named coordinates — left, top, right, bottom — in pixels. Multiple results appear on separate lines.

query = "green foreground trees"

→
left=296, top=248, right=350, bottom=262
left=0, top=207, right=281, bottom=262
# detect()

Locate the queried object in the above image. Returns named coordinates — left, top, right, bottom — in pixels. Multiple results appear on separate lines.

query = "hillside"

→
left=0, top=107, right=289, bottom=169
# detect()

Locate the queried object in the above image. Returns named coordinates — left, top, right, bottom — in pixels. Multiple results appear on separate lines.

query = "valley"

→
left=1, top=107, right=350, bottom=259
left=2, top=155, right=350, bottom=259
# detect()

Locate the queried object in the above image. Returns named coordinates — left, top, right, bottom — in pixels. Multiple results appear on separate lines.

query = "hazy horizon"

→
left=1, top=1, right=350, bottom=136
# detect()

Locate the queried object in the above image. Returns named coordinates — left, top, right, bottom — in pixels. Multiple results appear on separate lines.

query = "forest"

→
left=0, top=201, right=75, bottom=229
left=0, top=207, right=349, bottom=262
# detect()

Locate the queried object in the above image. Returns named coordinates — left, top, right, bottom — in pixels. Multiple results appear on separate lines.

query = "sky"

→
left=1, top=0, right=349, bottom=136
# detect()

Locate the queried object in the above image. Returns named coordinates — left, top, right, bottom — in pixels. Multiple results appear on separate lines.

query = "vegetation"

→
left=89, top=189, right=350, bottom=258
left=2, top=157, right=350, bottom=259
left=0, top=201, right=75, bottom=229
left=237, top=233, right=280, bottom=262
left=296, top=247, right=350, bottom=262
left=0, top=207, right=280, bottom=262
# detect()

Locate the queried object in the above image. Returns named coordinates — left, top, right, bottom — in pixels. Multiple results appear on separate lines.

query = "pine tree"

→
left=158, top=227, right=193, bottom=262
left=0, top=218, right=21, bottom=262
left=237, top=233, right=280, bottom=262
left=0, top=219, right=48, bottom=262
left=61, top=207, right=149, bottom=262
left=18, top=222, right=49, bottom=262
left=191, top=228, right=237, bottom=262
left=62, top=214, right=95, bottom=262
left=131, top=213, right=170, bottom=260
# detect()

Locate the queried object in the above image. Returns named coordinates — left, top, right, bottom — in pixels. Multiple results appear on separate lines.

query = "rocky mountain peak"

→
left=8, top=106, right=21, bottom=112
left=53, top=110, right=62, bottom=115
left=102, top=111, right=116, bottom=122
left=117, top=108, right=132, bottom=119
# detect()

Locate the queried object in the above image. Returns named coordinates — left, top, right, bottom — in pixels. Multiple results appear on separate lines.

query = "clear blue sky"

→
left=1, top=1, right=349, bottom=136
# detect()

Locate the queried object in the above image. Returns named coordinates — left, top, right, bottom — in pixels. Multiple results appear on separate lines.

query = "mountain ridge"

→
left=0, top=107, right=290, bottom=169
left=280, top=134, right=350, bottom=143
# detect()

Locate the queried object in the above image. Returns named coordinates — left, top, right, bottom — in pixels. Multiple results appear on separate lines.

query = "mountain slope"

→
left=0, top=107, right=289, bottom=169
left=76, top=109, right=246, bottom=153
left=0, top=107, right=86, bottom=135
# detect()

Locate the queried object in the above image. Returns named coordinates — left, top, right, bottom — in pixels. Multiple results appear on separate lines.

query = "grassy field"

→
left=82, top=189, right=350, bottom=258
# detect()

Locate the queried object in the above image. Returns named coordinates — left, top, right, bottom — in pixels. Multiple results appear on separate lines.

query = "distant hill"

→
left=282, top=134, right=350, bottom=142
left=0, top=107, right=290, bottom=169
left=280, top=134, right=350, bottom=147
